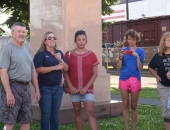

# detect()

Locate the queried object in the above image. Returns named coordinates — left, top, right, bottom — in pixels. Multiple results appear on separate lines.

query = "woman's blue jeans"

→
left=39, top=86, right=63, bottom=130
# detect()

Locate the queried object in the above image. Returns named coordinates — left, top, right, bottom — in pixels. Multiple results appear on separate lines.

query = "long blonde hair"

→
left=158, top=32, right=170, bottom=56
left=39, top=31, right=57, bottom=51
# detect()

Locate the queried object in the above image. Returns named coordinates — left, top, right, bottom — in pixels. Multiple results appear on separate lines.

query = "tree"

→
left=0, top=27, right=5, bottom=36
left=0, top=0, right=119, bottom=35
left=0, top=9, right=6, bottom=35
left=0, top=0, right=29, bottom=35
left=102, top=0, right=120, bottom=31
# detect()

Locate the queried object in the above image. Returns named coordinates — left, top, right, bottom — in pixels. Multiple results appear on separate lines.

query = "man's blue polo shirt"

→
left=33, top=48, right=67, bottom=87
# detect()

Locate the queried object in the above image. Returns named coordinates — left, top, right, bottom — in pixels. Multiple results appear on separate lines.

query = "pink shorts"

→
left=119, top=77, right=141, bottom=93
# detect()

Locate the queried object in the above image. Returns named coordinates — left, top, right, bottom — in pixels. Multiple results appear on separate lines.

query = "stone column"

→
left=30, top=0, right=113, bottom=122
left=61, top=0, right=111, bottom=103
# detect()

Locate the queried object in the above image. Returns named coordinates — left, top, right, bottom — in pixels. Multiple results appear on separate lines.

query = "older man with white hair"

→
left=0, top=22, right=40, bottom=130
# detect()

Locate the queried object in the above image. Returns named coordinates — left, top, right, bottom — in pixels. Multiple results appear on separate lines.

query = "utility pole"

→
left=126, top=0, right=129, bottom=20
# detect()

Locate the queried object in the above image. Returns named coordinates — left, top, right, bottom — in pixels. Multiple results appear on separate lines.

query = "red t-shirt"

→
left=64, top=50, right=99, bottom=93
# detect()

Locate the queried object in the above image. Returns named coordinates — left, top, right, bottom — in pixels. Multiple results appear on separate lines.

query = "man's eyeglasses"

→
left=165, top=39, right=170, bottom=42
left=46, top=36, right=57, bottom=40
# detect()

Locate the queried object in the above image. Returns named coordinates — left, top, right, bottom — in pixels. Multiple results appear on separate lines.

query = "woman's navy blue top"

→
left=33, top=48, right=67, bottom=87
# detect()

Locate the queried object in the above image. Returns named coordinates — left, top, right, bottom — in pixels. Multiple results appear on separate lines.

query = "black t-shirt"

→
left=148, top=53, right=170, bottom=87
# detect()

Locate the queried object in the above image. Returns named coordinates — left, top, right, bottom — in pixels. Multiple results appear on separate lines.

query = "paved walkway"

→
left=110, top=75, right=161, bottom=106
left=111, top=95, right=161, bottom=106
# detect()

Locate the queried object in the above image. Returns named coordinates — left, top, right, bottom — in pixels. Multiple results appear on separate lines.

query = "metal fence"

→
left=102, top=46, right=160, bottom=70
left=0, top=36, right=30, bottom=50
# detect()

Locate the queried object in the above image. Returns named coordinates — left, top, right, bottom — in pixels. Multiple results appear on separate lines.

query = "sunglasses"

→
left=46, top=36, right=57, bottom=40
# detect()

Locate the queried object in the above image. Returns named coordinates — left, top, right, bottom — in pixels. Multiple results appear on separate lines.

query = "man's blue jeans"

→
left=39, top=86, right=63, bottom=130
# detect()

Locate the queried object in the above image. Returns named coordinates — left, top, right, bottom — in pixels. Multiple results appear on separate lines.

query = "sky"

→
left=0, top=13, right=8, bottom=24
left=0, top=12, right=11, bottom=35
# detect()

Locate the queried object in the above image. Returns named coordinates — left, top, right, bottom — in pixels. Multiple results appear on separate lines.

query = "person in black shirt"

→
left=33, top=31, right=68, bottom=130
left=148, top=31, right=170, bottom=130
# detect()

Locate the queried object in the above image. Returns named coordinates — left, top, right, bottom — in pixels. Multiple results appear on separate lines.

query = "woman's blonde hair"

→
left=39, top=31, right=57, bottom=51
left=158, top=32, right=170, bottom=56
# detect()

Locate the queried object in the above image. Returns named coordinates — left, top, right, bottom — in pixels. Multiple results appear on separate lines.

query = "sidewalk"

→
left=111, top=95, right=161, bottom=106
left=110, top=75, right=161, bottom=106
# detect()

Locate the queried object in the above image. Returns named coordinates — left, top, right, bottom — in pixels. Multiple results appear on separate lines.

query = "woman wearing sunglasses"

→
left=33, top=31, right=68, bottom=130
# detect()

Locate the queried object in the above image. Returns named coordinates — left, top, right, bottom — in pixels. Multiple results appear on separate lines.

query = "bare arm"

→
left=59, top=60, right=68, bottom=72
left=31, top=69, right=40, bottom=104
left=0, top=68, right=15, bottom=107
left=54, top=53, right=68, bottom=72
left=79, top=65, right=98, bottom=94
left=132, top=52, right=143, bottom=71
left=148, top=67, right=161, bottom=82
left=117, top=58, right=123, bottom=70
left=36, top=63, right=68, bottom=74
left=36, top=65, right=60, bottom=74
left=167, top=71, right=170, bottom=80
left=36, top=52, right=69, bottom=74
left=63, top=71, right=79, bottom=94
left=136, top=55, right=143, bottom=71
left=117, top=52, right=125, bottom=70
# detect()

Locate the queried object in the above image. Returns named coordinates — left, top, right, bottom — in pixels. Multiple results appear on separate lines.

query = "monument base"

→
left=32, top=100, right=123, bottom=125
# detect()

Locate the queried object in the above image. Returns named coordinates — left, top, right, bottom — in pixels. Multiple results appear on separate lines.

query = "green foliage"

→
left=0, top=105, right=164, bottom=129
left=0, top=27, right=5, bottom=36
left=102, top=0, right=120, bottom=31
left=102, top=0, right=120, bottom=16
left=0, top=0, right=29, bottom=35
left=102, top=21, right=114, bottom=32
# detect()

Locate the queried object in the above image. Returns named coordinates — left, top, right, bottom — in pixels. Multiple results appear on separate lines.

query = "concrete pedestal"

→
left=30, top=0, right=122, bottom=122
left=32, top=101, right=123, bottom=124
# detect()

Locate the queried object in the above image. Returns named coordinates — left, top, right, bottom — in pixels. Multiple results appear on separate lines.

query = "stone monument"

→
left=30, top=0, right=122, bottom=124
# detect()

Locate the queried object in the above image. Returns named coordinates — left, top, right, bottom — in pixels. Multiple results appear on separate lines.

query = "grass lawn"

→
left=111, top=87, right=159, bottom=99
left=0, top=105, right=164, bottom=130
left=0, top=77, right=161, bottom=129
